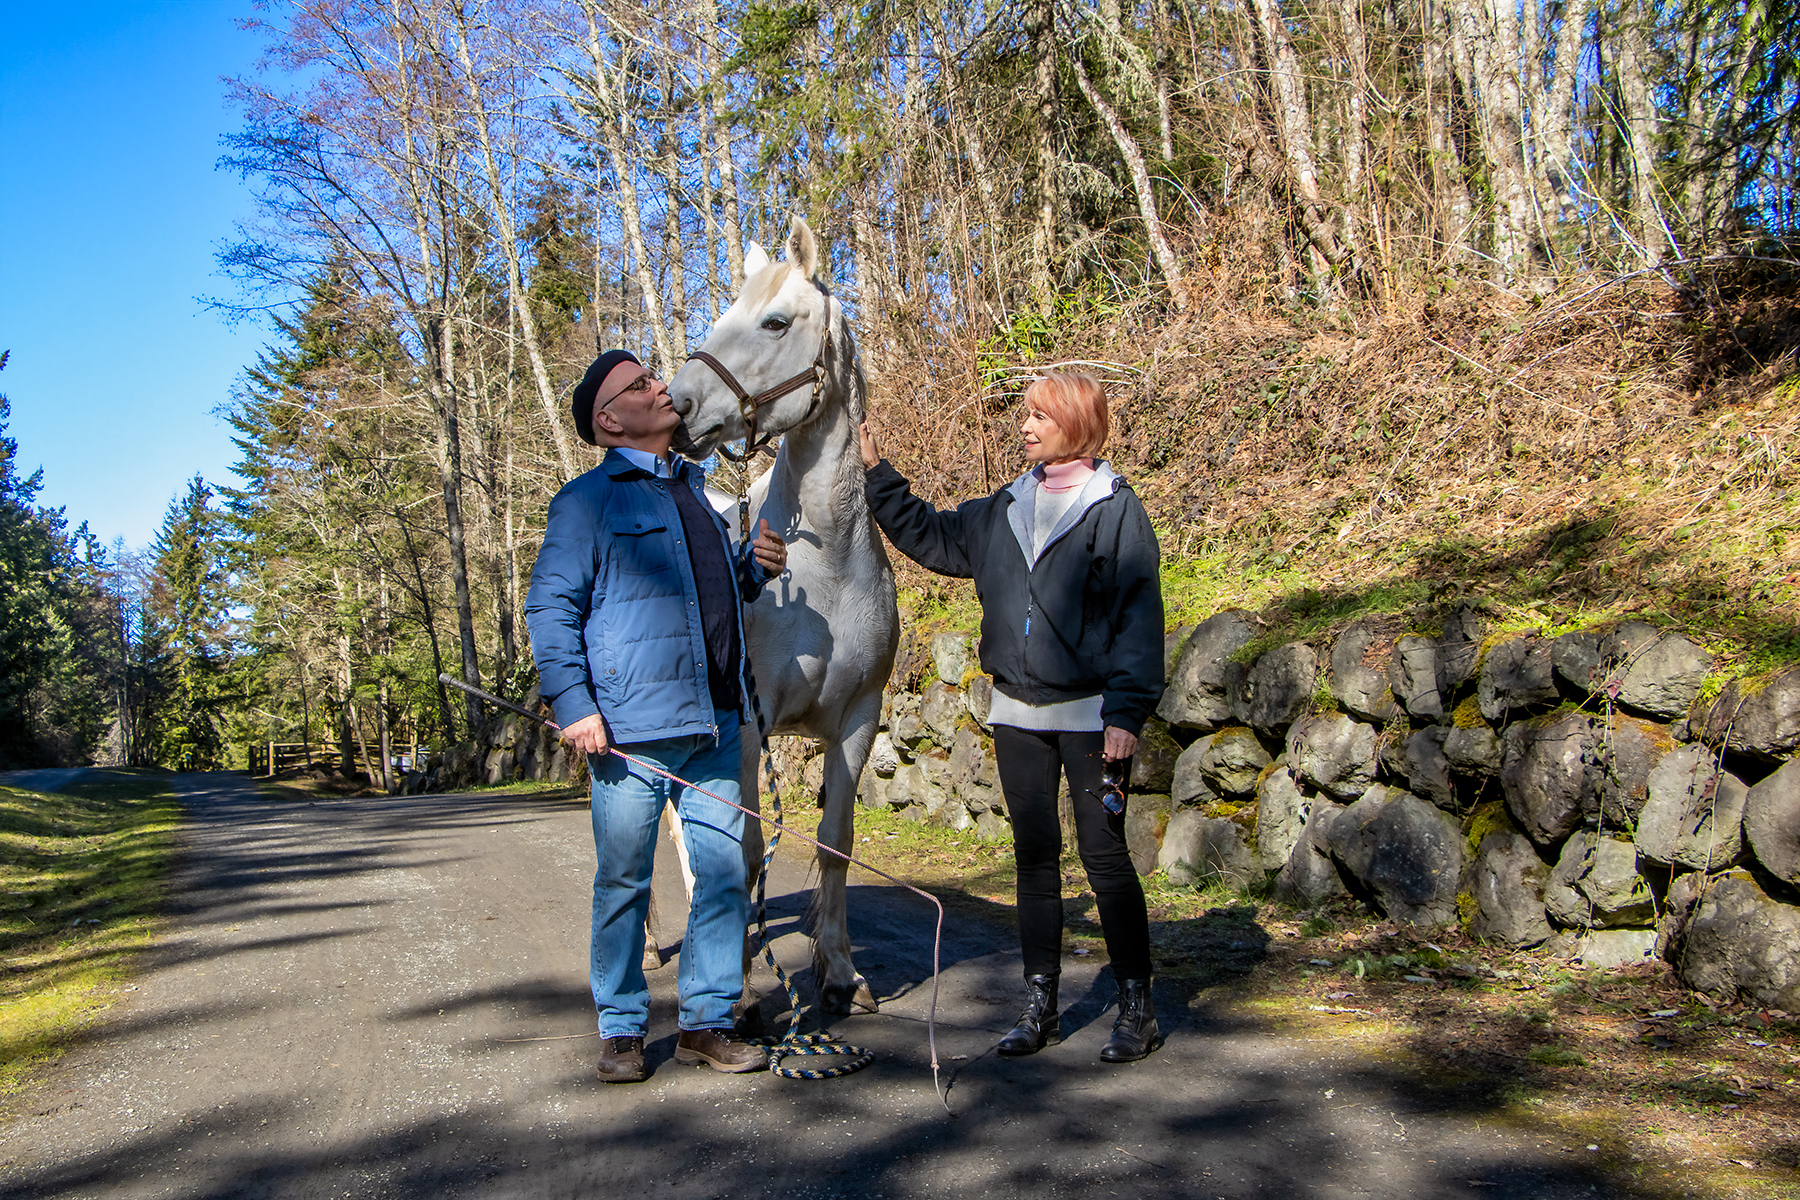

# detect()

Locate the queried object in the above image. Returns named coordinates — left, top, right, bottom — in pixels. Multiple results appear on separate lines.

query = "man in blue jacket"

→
left=526, top=349, right=786, bottom=1083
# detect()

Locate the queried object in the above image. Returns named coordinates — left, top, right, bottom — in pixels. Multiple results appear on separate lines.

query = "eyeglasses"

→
left=597, top=371, right=659, bottom=410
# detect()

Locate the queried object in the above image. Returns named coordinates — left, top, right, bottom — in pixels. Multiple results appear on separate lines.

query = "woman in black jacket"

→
left=858, top=371, right=1165, bottom=1063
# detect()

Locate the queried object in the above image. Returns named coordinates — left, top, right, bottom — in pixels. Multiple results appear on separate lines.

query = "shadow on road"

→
left=0, top=774, right=1681, bottom=1199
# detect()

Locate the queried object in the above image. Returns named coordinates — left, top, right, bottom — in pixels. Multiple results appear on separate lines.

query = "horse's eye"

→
left=760, top=314, right=790, bottom=332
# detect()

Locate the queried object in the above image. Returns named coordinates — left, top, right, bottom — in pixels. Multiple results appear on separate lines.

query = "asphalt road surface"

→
left=0, top=772, right=1646, bottom=1199
left=0, top=768, right=93, bottom=796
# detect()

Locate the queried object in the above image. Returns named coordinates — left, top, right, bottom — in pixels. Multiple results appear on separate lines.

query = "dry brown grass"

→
left=860, top=259, right=1800, bottom=671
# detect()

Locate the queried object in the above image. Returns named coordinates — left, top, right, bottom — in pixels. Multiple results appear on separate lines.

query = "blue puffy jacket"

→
left=525, top=450, right=771, bottom=743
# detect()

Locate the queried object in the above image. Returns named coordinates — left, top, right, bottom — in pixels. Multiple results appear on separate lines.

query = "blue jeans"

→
left=588, top=716, right=749, bottom=1036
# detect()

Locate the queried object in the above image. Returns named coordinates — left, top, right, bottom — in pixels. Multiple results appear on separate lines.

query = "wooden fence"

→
left=246, top=741, right=423, bottom=778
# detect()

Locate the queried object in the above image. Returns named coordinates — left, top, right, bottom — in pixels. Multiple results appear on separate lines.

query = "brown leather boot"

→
left=997, top=973, right=1060, bottom=1056
left=596, top=1035, right=647, bottom=1083
left=674, top=1027, right=767, bottom=1073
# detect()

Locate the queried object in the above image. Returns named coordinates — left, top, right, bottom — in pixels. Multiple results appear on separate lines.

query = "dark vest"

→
left=670, top=476, right=742, bottom=711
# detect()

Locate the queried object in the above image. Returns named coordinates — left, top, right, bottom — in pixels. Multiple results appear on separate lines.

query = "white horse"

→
left=668, top=217, right=899, bottom=1015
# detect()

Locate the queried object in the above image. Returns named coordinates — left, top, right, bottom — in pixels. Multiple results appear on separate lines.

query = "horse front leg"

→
left=812, top=698, right=879, bottom=1014
left=734, top=723, right=768, bottom=1032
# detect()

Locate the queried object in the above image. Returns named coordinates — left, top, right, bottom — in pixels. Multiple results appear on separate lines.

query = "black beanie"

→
left=572, top=350, right=642, bottom=445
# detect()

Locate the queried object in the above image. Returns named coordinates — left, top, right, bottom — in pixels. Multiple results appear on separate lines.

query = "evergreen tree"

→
left=143, top=477, right=231, bottom=769
left=0, top=392, right=63, bottom=765
left=0, top=354, right=118, bottom=766
left=223, top=260, right=454, bottom=772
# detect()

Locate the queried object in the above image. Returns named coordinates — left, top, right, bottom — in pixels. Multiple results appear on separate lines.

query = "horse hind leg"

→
left=811, top=711, right=879, bottom=1015
left=642, top=806, right=697, bottom=972
left=643, top=893, right=665, bottom=972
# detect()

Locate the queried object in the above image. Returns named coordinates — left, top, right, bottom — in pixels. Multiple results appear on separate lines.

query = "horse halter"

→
left=685, top=315, right=830, bottom=463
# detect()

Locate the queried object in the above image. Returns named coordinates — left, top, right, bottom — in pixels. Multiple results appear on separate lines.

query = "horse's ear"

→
left=742, top=242, right=770, bottom=286
left=786, top=217, right=819, bottom=279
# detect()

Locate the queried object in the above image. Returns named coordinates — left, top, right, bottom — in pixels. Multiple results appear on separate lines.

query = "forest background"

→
left=1, top=0, right=1794, bottom=776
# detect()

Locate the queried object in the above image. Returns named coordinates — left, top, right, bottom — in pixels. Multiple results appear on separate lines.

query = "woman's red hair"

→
left=1024, top=371, right=1109, bottom=458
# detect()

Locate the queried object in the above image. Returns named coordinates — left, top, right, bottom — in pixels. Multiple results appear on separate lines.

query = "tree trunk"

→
left=658, top=51, right=689, bottom=358
left=1614, top=0, right=1669, bottom=264
left=1425, top=0, right=1474, bottom=259
left=927, top=5, right=1007, bottom=296
left=1153, top=0, right=1176, bottom=163
left=497, top=422, right=519, bottom=695
left=1492, top=0, right=1536, bottom=276
left=713, top=121, right=745, bottom=292
left=1543, top=0, right=1590, bottom=225
left=397, top=506, right=457, bottom=743
left=578, top=4, right=675, bottom=370
left=378, top=678, right=394, bottom=792
left=1339, top=0, right=1371, bottom=267
left=332, top=566, right=356, bottom=775
left=849, top=186, right=885, bottom=321
left=1069, top=51, right=1191, bottom=309
left=451, top=13, right=581, bottom=484
left=1029, top=0, right=1059, bottom=304
left=433, top=328, right=483, bottom=739
left=378, top=563, right=394, bottom=793
left=696, top=82, right=721, bottom=317
left=690, top=0, right=743, bottom=292
left=1250, top=0, right=1354, bottom=277
left=1448, top=0, right=1537, bottom=278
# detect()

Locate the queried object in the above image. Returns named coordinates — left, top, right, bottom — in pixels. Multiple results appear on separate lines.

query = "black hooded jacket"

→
left=865, top=459, right=1165, bottom=736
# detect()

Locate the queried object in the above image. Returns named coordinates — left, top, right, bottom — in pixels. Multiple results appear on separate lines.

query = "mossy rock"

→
left=1456, top=890, right=1479, bottom=935
left=1463, top=799, right=1518, bottom=857
left=1451, top=696, right=1487, bottom=729
left=1471, top=628, right=1530, bottom=677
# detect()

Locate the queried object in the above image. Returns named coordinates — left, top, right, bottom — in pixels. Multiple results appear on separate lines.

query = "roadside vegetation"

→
left=889, top=264, right=1800, bottom=702
left=0, top=772, right=180, bottom=1098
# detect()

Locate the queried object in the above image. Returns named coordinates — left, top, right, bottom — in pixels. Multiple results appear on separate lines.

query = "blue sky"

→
left=0, top=3, right=269, bottom=550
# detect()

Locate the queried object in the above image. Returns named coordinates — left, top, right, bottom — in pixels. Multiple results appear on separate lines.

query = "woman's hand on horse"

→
left=562, top=713, right=611, bottom=756
left=1104, top=726, right=1138, bottom=763
left=752, top=518, right=787, bottom=575
left=857, top=420, right=881, bottom=470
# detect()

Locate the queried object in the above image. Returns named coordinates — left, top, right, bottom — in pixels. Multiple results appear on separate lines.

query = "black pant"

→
left=992, top=725, right=1152, bottom=982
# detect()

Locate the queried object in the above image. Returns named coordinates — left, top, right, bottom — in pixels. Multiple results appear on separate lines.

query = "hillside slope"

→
left=872, top=261, right=1800, bottom=677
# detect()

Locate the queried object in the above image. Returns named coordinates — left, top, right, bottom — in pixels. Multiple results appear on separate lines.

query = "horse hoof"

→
left=642, top=946, right=666, bottom=971
left=821, top=978, right=878, bottom=1015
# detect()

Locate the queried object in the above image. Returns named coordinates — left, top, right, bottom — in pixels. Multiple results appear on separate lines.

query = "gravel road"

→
left=0, top=772, right=1646, bottom=1198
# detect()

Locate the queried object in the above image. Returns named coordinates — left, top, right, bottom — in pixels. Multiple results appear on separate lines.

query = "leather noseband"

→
left=686, top=307, right=830, bottom=462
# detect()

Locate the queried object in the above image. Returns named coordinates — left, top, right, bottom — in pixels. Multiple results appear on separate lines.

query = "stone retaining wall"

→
left=401, top=681, right=586, bottom=796
left=857, top=612, right=1800, bottom=1009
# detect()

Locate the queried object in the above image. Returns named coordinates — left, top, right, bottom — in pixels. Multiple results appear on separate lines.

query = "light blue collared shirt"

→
left=614, top=446, right=678, bottom=478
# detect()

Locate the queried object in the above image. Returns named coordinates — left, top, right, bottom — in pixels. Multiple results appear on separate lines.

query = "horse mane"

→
left=740, top=261, right=798, bottom=311
left=829, top=296, right=864, bottom=426
left=824, top=299, right=871, bottom=536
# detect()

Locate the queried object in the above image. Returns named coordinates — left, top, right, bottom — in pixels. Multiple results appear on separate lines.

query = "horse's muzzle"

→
left=672, top=420, right=722, bottom=459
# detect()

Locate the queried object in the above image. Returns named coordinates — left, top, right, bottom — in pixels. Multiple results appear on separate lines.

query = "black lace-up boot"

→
left=997, top=973, right=1060, bottom=1056
left=1099, top=978, right=1161, bottom=1063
